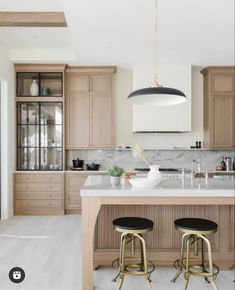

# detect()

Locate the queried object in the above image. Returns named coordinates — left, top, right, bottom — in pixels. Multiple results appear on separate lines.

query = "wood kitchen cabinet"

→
left=65, top=66, right=116, bottom=149
left=14, top=64, right=66, bottom=172
left=64, top=172, right=107, bottom=214
left=201, top=67, right=235, bottom=148
left=64, top=173, right=87, bottom=214
left=14, top=172, right=64, bottom=215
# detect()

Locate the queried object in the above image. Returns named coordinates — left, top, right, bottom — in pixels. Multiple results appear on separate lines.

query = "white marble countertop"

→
left=81, top=175, right=235, bottom=197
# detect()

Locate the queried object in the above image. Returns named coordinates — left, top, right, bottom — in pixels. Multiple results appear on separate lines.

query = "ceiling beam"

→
left=0, top=12, right=67, bottom=27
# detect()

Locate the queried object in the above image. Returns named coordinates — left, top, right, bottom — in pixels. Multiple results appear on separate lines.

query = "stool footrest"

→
left=173, top=258, right=219, bottom=278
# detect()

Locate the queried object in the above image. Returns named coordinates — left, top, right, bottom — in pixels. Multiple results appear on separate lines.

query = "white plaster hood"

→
left=132, top=64, right=192, bottom=132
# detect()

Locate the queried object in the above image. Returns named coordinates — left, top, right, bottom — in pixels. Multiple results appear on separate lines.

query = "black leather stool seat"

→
left=113, top=217, right=153, bottom=231
left=174, top=218, right=218, bottom=232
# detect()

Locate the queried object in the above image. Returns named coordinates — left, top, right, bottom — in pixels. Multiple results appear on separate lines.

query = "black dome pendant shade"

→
left=127, top=0, right=187, bottom=107
left=127, top=86, right=187, bottom=106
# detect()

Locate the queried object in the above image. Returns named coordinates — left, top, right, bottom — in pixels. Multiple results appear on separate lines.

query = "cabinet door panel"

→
left=212, top=95, right=235, bottom=147
left=66, top=95, right=90, bottom=148
left=65, top=174, right=87, bottom=190
left=65, top=192, right=81, bottom=209
left=91, top=96, right=112, bottom=148
left=66, top=74, right=90, bottom=93
left=90, top=75, right=112, bottom=93
left=212, top=74, right=235, bottom=94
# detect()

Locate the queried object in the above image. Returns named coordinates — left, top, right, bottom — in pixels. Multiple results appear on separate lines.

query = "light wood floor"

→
left=0, top=215, right=234, bottom=290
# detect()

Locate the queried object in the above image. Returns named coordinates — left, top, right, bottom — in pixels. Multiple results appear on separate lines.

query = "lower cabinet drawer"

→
left=65, top=191, right=81, bottom=209
left=15, top=182, right=62, bottom=192
left=15, top=191, right=62, bottom=200
left=15, top=200, right=62, bottom=208
left=15, top=174, right=62, bottom=183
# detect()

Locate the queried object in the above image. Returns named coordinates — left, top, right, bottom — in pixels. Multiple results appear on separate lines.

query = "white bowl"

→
left=129, top=177, right=164, bottom=188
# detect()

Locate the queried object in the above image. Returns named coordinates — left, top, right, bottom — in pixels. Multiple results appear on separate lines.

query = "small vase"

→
left=147, top=165, right=162, bottom=181
left=110, top=176, right=121, bottom=186
left=30, top=80, right=39, bottom=96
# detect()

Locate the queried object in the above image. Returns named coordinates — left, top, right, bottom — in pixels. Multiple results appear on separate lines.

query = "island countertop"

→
left=81, top=175, right=235, bottom=290
left=81, top=175, right=235, bottom=198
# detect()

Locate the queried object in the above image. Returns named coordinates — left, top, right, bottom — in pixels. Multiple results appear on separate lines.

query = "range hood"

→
left=132, top=64, right=192, bottom=132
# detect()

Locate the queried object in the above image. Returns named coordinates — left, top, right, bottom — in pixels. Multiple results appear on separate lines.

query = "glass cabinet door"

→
left=17, top=103, right=40, bottom=170
left=16, top=72, right=63, bottom=97
left=17, top=102, right=63, bottom=171
left=40, top=103, right=63, bottom=170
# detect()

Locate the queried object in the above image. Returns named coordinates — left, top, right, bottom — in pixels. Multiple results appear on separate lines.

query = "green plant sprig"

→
left=108, top=165, right=124, bottom=177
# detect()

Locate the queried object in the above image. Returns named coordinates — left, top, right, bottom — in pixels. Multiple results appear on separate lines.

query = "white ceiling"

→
left=0, top=0, right=234, bottom=67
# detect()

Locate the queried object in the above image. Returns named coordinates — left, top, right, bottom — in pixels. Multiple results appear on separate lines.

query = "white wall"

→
left=0, top=41, right=13, bottom=219
left=113, top=66, right=203, bottom=149
left=112, top=67, right=133, bottom=147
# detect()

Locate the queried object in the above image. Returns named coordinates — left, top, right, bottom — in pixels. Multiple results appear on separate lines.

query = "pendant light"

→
left=127, top=0, right=186, bottom=106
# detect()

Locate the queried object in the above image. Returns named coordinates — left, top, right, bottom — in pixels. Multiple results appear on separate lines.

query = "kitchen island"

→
left=81, top=175, right=235, bottom=290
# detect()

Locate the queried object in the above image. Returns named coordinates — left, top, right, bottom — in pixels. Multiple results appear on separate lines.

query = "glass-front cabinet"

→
left=17, top=102, right=63, bottom=171
left=16, top=72, right=63, bottom=97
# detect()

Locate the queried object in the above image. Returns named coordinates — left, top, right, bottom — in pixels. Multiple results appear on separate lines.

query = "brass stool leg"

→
left=112, top=233, right=127, bottom=282
left=198, top=234, right=219, bottom=290
left=171, top=233, right=189, bottom=283
left=184, top=235, right=192, bottom=290
left=118, top=233, right=128, bottom=290
left=136, top=233, right=153, bottom=290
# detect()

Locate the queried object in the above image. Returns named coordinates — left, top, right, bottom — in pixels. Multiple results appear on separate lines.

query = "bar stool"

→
left=112, top=217, right=155, bottom=290
left=171, top=218, right=219, bottom=290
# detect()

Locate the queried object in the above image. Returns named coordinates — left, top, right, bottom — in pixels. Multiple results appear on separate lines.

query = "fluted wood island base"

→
left=81, top=176, right=235, bottom=290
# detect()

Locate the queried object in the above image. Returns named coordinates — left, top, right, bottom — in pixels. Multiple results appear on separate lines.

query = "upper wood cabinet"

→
left=65, top=66, right=116, bottom=149
left=14, top=64, right=66, bottom=101
left=66, top=94, right=90, bottom=148
left=201, top=67, right=235, bottom=149
left=91, top=95, right=112, bottom=148
left=90, top=74, right=112, bottom=93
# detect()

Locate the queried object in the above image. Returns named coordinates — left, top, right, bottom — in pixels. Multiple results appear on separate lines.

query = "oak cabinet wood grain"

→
left=65, top=66, right=116, bottom=149
left=91, top=95, right=112, bottom=148
left=14, top=173, right=64, bottom=215
left=66, top=94, right=90, bottom=148
left=64, top=173, right=87, bottom=213
left=201, top=67, right=235, bottom=148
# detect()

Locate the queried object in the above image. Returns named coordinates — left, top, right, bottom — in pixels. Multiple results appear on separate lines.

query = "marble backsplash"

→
left=66, top=149, right=235, bottom=171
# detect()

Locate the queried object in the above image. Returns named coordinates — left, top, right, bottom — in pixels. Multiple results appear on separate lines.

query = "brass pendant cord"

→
left=152, top=0, right=162, bottom=88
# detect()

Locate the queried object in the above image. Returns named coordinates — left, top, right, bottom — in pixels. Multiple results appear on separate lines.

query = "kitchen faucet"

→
left=191, top=159, right=206, bottom=178
left=193, top=159, right=201, bottom=172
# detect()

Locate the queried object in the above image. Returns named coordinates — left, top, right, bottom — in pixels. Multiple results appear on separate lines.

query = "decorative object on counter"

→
left=132, top=144, right=152, bottom=165
left=30, top=79, right=39, bottom=96
left=108, top=165, right=124, bottom=186
left=127, top=0, right=186, bottom=106
left=121, top=171, right=137, bottom=185
left=86, top=162, right=100, bottom=171
left=129, top=176, right=164, bottom=188
left=72, top=158, right=84, bottom=169
left=216, top=157, right=227, bottom=171
left=147, top=164, right=162, bottom=181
